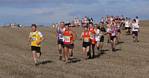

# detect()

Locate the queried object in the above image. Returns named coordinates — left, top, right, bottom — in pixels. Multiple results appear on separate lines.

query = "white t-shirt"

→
left=110, top=18, right=113, bottom=22
left=95, top=29, right=100, bottom=35
left=136, top=19, right=139, bottom=25
left=131, top=23, right=139, bottom=31
left=106, top=28, right=111, bottom=33
left=108, top=26, right=117, bottom=36
left=125, top=21, right=130, bottom=27
left=95, top=29, right=100, bottom=41
left=117, top=25, right=120, bottom=29
left=100, top=18, right=105, bottom=23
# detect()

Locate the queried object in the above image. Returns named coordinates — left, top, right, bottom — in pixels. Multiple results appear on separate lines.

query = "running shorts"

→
left=100, top=36, right=104, bottom=42
left=63, top=44, right=73, bottom=49
left=82, top=42, right=91, bottom=48
left=57, top=39, right=63, bottom=45
left=31, top=46, right=41, bottom=54
left=117, top=29, right=121, bottom=33
left=110, top=36, right=116, bottom=41
left=132, top=31, right=138, bottom=36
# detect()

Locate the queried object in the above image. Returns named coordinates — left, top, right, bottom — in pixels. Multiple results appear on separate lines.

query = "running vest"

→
left=110, top=26, right=117, bottom=36
left=89, top=27, right=95, bottom=34
left=70, top=34, right=75, bottom=43
left=89, top=28, right=96, bottom=44
left=30, top=31, right=43, bottom=47
left=57, top=27, right=65, bottom=40
left=83, top=31, right=90, bottom=42
left=95, top=29, right=101, bottom=42
left=63, top=30, right=72, bottom=44
left=125, top=21, right=129, bottom=27
left=132, top=23, right=139, bottom=31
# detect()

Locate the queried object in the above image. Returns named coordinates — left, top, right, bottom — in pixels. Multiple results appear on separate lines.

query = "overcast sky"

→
left=0, top=0, right=149, bottom=25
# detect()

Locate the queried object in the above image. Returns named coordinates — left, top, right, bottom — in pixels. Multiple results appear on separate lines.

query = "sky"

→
left=0, top=0, right=149, bottom=25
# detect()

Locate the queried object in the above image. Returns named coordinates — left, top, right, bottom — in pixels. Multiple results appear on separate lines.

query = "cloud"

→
left=0, top=0, right=98, bottom=8
left=0, top=0, right=149, bottom=25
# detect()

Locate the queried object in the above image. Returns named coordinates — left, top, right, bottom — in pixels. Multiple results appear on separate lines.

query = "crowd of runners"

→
left=28, top=16, right=140, bottom=65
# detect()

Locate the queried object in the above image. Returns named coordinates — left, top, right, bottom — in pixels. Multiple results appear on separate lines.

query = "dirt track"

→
left=0, top=21, right=149, bottom=78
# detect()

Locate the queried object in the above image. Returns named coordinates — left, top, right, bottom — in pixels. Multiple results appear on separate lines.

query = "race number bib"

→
left=111, top=31, right=116, bottom=36
left=58, top=34, right=63, bottom=39
left=32, top=35, right=37, bottom=41
left=64, top=36, right=71, bottom=42
left=95, top=36, right=100, bottom=41
left=134, top=27, right=138, bottom=29
left=32, top=38, right=36, bottom=41
left=84, top=37, right=90, bottom=42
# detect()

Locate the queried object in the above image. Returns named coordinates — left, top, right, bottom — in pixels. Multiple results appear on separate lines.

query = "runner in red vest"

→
left=89, top=23, right=96, bottom=58
left=63, top=24, right=74, bottom=63
left=69, top=25, right=77, bottom=60
left=80, top=26, right=91, bottom=60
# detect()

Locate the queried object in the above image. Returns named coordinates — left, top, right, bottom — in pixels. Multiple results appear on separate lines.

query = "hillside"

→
left=0, top=21, right=149, bottom=78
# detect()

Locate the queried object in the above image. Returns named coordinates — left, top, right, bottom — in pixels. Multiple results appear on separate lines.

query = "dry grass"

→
left=0, top=21, right=149, bottom=78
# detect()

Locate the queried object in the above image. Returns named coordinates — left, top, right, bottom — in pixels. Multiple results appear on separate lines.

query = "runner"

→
left=120, top=16, right=126, bottom=30
left=82, top=16, right=89, bottom=27
left=89, top=23, right=96, bottom=58
left=125, top=18, right=131, bottom=35
left=56, top=21, right=65, bottom=60
left=109, top=21, right=118, bottom=52
left=89, top=18, right=94, bottom=24
left=69, top=24, right=77, bottom=60
left=80, top=26, right=91, bottom=60
left=106, top=21, right=112, bottom=43
left=131, top=19, right=140, bottom=42
left=116, top=20, right=121, bottom=44
left=135, top=16, right=140, bottom=26
left=99, top=22, right=106, bottom=53
left=29, top=24, right=44, bottom=66
left=95, top=25, right=100, bottom=51
left=100, top=17, right=105, bottom=24
left=63, top=24, right=74, bottom=63
left=74, top=17, right=81, bottom=27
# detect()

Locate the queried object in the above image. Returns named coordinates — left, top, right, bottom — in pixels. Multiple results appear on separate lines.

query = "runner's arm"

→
left=80, top=33, right=83, bottom=40
left=28, top=33, right=32, bottom=45
left=72, top=31, right=77, bottom=41
left=103, top=28, right=107, bottom=35
left=37, top=32, right=44, bottom=45
left=138, top=25, right=140, bottom=32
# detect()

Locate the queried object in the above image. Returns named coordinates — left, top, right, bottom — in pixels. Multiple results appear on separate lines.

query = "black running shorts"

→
left=132, top=31, right=138, bottom=36
left=110, top=36, right=116, bottom=41
left=31, top=46, right=41, bottom=54
left=63, top=44, right=73, bottom=49
left=100, top=36, right=104, bottom=42
left=57, top=39, right=63, bottom=45
left=82, top=42, right=91, bottom=48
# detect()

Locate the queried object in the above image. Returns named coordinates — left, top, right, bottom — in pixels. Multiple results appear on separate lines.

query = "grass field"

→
left=0, top=20, right=149, bottom=78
